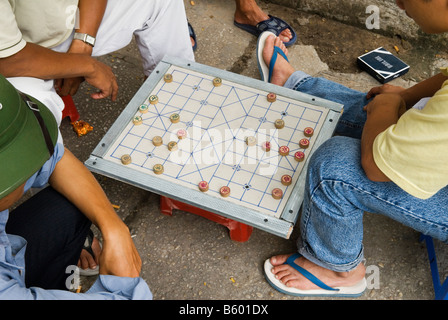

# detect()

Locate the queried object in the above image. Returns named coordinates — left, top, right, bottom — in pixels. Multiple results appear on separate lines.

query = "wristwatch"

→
left=73, top=32, right=96, bottom=47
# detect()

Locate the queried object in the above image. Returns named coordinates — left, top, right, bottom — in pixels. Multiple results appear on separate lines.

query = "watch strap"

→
left=73, top=32, right=96, bottom=47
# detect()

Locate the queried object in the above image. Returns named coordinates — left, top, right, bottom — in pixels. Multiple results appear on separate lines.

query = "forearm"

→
left=76, top=0, right=107, bottom=36
left=361, top=94, right=404, bottom=181
left=0, top=42, right=95, bottom=80
left=49, top=148, right=126, bottom=235
left=401, top=72, right=448, bottom=108
left=71, top=0, right=108, bottom=55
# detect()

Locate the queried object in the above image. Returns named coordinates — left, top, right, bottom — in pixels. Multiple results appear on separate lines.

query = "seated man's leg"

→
left=262, top=35, right=368, bottom=139
left=270, top=136, right=448, bottom=290
left=6, top=77, right=64, bottom=128
left=284, top=73, right=368, bottom=139
left=89, top=0, right=194, bottom=76
left=6, top=187, right=91, bottom=290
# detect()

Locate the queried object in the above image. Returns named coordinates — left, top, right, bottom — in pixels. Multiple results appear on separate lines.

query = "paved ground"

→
left=59, top=0, right=447, bottom=300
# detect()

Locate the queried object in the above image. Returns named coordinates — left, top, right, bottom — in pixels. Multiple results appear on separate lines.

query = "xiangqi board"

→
left=85, top=56, right=343, bottom=238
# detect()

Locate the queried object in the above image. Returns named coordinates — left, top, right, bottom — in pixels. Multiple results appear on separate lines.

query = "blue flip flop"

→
left=188, top=22, right=197, bottom=52
left=234, top=15, right=297, bottom=47
left=264, top=253, right=367, bottom=297
left=256, top=31, right=289, bottom=83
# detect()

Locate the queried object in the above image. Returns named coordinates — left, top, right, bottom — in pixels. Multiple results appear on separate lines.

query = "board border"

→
left=85, top=55, right=343, bottom=239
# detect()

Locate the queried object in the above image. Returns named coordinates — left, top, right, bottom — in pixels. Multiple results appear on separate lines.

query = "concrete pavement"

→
left=60, top=0, right=447, bottom=300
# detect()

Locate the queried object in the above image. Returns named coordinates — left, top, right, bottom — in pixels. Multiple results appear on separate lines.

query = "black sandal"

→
left=79, top=229, right=100, bottom=276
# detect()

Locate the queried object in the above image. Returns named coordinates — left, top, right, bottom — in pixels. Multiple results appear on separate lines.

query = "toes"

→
left=270, top=254, right=290, bottom=266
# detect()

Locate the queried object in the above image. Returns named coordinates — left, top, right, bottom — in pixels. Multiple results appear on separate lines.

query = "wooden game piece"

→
left=299, top=138, right=310, bottom=149
left=177, top=129, right=187, bottom=140
left=272, top=188, right=283, bottom=200
left=281, top=175, right=292, bottom=186
left=139, top=104, right=148, bottom=114
left=294, top=151, right=305, bottom=162
left=279, top=146, right=290, bottom=156
left=164, top=73, right=173, bottom=83
left=246, top=136, right=257, bottom=146
left=220, top=186, right=231, bottom=197
left=170, top=113, right=180, bottom=123
left=274, top=119, right=285, bottom=129
left=198, top=181, right=209, bottom=192
left=153, top=164, right=164, bottom=175
left=267, top=93, right=276, bottom=102
left=120, top=154, right=132, bottom=165
left=304, top=127, right=314, bottom=137
left=262, top=141, right=271, bottom=152
left=149, top=95, right=158, bottom=104
left=213, top=77, right=222, bottom=87
left=152, top=136, right=163, bottom=146
left=132, top=116, right=143, bottom=125
left=168, top=141, right=178, bottom=151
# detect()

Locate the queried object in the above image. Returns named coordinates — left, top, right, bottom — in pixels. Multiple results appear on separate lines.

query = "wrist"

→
left=70, top=38, right=94, bottom=56
left=98, top=214, right=130, bottom=239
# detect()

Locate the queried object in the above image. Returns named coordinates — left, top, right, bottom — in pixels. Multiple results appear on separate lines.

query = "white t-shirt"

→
left=0, top=0, right=78, bottom=58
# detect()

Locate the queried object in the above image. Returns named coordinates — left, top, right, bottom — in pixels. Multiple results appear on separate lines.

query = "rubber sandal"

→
left=79, top=229, right=100, bottom=276
left=256, top=31, right=289, bottom=83
left=188, top=22, right=197, bottom=52
left=234, top=15, right=297, bottom=47
left=264, top=253, right=367, bottom=297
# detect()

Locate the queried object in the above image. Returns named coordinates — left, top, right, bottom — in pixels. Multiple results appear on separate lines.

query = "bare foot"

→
left=78, top=236, right=101, bottom=270
left=269, top=254, right=366, bottom=290
left=262, top=35, right=295, bottom=86
left=234, top=5, right=292, bottom=43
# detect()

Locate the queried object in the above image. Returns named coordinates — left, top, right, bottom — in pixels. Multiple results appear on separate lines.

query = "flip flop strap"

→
left=268, top=46, right=289, bottom=83
left=286, top=253, right=339, bottom=292
left=258, top=15, right=289, bottom=36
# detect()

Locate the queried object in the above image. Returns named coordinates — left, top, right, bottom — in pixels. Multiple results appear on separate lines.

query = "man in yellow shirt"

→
left=258, top=0, right=448, bottom=297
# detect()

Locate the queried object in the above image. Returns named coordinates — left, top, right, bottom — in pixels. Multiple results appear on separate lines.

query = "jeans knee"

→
left=308, top=136, right=362, bottom=183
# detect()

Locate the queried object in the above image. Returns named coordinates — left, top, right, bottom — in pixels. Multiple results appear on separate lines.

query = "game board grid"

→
left=105, top=66, right=328, bottom=218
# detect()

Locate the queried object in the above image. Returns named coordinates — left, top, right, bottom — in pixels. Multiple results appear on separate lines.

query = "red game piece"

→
left=299, top=138, right=310, bottom=149
left=272, top=188, right=283, bottom=200
left=279, top=146, right=290, bottom=156
left=198, top=181, right=209, bottom=192
left=220, top=186, right=231, bottom=197
left=281, top=175, right=292, bottom=186
left=294, top=151, right=305, bottom=162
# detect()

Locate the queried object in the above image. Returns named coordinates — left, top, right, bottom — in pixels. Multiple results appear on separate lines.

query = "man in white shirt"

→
left=0, top=0, right=195, bottom=125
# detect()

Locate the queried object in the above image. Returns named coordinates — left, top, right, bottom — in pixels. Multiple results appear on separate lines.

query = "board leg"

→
left=159, top=196, right=253, bottom=242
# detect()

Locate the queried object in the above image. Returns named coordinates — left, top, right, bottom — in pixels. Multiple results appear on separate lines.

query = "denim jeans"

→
left=284, top=71, right=448, bottom=272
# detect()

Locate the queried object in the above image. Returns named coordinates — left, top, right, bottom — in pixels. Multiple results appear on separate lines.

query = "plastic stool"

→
left=61, top=95, right=80, bottom=122
left=160, top=196, right=253, bottom=242
left=420, top=234, right=448, bottom=300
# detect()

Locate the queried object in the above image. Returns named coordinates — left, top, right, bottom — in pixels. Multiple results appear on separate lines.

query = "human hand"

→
left=99, top=226, right=142, bottom=278
left=366, top=83, right=406, bottom=100
left=84, top=59, right=118, bottom=101
left=54, top=76, right=85, bottom=97
left=363, top=93, right=407, bottom=117
left=62, top=40, right=118, bottom=101
left=54, top=40, right=92, bottom=97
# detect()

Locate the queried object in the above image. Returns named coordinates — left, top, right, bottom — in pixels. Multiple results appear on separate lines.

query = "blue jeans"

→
left=284, top=72, right=448, bottom=272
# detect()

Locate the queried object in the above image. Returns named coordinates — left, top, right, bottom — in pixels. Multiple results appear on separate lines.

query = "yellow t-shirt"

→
left=373, top=68, right=448, bottom=199
left=0, top=0, right=78, bottom=58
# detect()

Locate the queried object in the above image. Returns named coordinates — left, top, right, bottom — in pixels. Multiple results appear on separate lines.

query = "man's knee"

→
left=307, top=136, right=361, bottom=182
